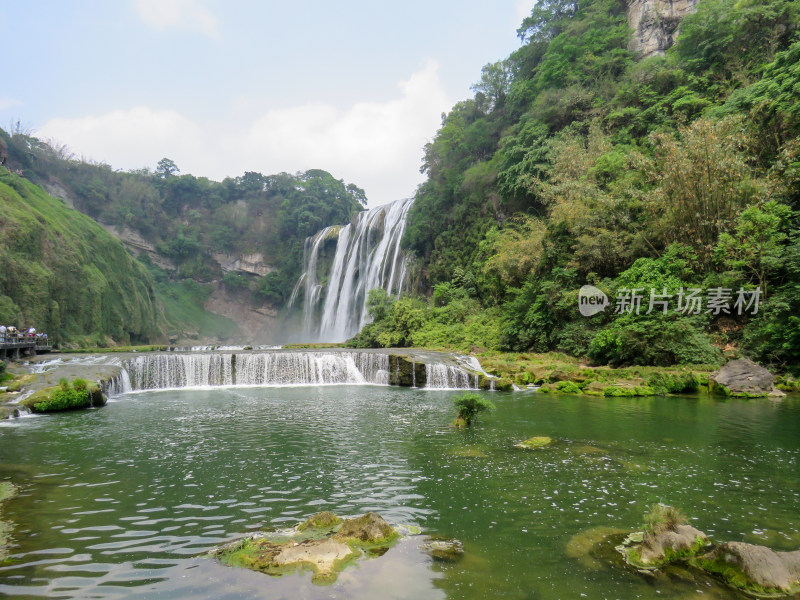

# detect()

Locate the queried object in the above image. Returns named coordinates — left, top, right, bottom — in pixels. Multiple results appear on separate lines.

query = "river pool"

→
left=1, top=387, right=799, bottom=599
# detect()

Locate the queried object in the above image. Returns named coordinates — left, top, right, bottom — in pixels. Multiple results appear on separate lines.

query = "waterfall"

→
left=110, top=350, right=478, bottom=392
left=425, top=363, right=478, bottom=390
left=116, top=351, right=392, bottom=390
left=290, top=198, right=414, bottom=342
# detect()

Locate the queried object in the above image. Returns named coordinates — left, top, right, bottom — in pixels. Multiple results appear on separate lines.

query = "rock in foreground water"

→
left=212, top=511, right=401, bottom=584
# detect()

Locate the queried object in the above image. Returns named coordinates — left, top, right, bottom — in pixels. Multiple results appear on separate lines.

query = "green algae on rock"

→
left=212, top=512, right=401, bottom=584
left=515, top=436, right=554, bottom=449
left=298, top=511, right=342, bottom=532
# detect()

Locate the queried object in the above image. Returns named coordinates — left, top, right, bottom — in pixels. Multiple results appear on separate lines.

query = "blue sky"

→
left=1, top=0, right=534, bottom=205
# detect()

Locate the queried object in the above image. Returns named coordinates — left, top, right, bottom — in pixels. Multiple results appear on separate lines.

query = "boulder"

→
left=696, top=542, right=800, bottom=595
left=90, top=387, right=107, bottom=407
left=710, top=358, right=781, bottom=397
left=639, top=525, right=710, bottom=566
left=618, top=524, right=710, bottom=569
left=298, top=511, right=342, bottom=531
left=333, top=512, right=397, bottom=545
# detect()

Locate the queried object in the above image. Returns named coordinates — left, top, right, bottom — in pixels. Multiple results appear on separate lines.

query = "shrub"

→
left=31, top=378, right=92, bottom=412
left=648, top=372, right=700, bottom=395
left=452, top=392, right=496, bottom=427
left=643, top=504, right=688, bottom=537
left=555, top=381, right=582, bottom=394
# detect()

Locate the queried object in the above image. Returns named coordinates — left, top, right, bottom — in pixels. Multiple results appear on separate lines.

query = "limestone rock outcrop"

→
left=627, top=0, right=700, bottom=58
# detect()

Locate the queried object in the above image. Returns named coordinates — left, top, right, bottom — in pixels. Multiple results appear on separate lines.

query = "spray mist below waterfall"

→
left=289, top=197, right=414, bottom=342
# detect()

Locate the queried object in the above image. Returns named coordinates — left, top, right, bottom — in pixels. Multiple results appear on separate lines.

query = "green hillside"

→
left=352, top=0, right=800, bottom=373
left=0, top=168, right=164, bottom=345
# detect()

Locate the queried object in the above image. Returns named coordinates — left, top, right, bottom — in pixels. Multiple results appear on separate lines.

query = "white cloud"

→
left=38, top=61, right=452, bottom=206
left=0, top=97, right=21, bottom=111
left=133, top=0, right=219, bottom=38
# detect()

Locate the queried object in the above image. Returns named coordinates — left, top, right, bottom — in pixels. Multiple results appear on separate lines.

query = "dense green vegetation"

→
left=357, top=0, right=800, bottom=373
left=0, top=168, right=163, bottom=345
left=24, top=378, right=94, bottom=413
left=2, top=127, right=365, bottom=305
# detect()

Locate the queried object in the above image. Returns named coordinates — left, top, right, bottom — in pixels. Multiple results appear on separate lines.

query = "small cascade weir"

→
left=107, top=350, right=481, bottom=393
left=289, top=197, right=415, bottom=342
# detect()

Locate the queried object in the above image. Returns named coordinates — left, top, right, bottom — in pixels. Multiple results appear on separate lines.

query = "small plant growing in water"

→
left=643, top=503, right=687, bottom=538
left=452, top=392, right=495, bottom=428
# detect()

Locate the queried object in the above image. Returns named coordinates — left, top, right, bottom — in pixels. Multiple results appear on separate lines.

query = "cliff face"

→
left=627, top=0, right=701, bottom=58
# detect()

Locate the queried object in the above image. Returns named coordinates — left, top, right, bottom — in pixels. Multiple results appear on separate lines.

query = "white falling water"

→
left=122, top=354, right=234, bottom=390
left=116, top=352, right=393, bottom=391
left=425, top=363, right=479, bottom=390
left=290, top=198, right=414, bottom=342
left=110, top=351, right=478, bottom=392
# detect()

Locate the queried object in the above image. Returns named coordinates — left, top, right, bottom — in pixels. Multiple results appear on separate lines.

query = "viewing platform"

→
left=0, top=340, right=52, bottom=361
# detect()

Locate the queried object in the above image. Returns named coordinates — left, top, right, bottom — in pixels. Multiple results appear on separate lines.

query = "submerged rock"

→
left=515, top=436, right=554, bottom=449
left=566, top=526, right=628, bottom=570
left=420, top=537, right=464, bottom=562
left=695, top=542, right=800, bottom=596
left=710, top=358, right=783, bottom=398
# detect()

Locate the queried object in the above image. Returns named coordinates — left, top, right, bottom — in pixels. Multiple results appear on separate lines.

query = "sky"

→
left=1, top=0, right=534, bottom=206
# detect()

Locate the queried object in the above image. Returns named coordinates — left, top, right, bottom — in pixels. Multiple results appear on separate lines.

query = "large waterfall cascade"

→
left=105, top=350, right=480, bottom=394
left=289, top=197, right=415, bottom=342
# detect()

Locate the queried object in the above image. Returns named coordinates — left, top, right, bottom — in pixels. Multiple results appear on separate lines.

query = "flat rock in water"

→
left=272, top=538, right=355, bottom=576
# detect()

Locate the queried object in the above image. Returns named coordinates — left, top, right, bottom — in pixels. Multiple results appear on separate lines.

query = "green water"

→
left=1, top=387, right=799, bottom=599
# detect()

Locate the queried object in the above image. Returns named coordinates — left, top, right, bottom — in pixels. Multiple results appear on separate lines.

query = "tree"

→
left=155, top=157, right=179, bottom=178
left=715, top=201, right=792, bottom=296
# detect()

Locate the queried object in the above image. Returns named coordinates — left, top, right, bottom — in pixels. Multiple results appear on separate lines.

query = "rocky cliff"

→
left=627, top=0, right=701, bottom=58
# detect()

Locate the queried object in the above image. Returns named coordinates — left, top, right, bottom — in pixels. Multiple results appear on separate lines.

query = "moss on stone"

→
left=298, top=511, right=342, bottom=531
left=332, top=512, right=399, bottom=547
left=692, top=556, right=789, bottom=597
left=515, top=436, right=554, bottom=449
left=213, top=512, right=401, bottom=585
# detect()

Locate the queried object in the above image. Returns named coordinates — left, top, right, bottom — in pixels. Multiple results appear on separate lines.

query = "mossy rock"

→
left=449, top=445, right=488, bottom=458
left=420, top=537, right=464, bottom=562
left=298, top=511, right=342, bottom=531
left=603, top=385, right=655, bottom=398
left=452, top=415, right=468, bottom=429
left=214, top=511, right=401, bottom=585
left=515, top=436, right=554, bottom=449
left=333, top=512, right=398, bottom=546
left=217, top=536, right=359, bottom=584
